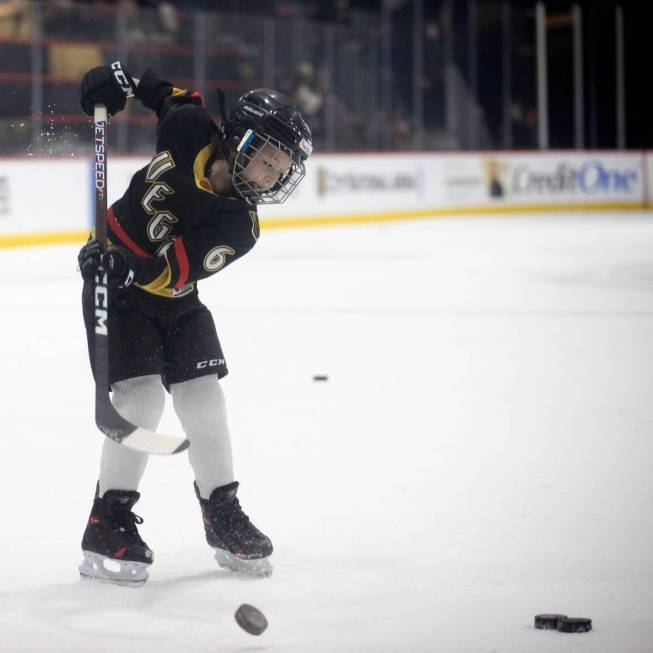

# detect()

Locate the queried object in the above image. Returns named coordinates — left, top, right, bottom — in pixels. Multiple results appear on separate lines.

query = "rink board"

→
left=0, top=151, right=650, bottom=247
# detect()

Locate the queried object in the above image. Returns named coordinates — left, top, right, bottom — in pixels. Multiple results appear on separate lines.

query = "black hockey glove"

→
left=80, top=61, right=136, bottom=117
left=78, top=239, right=103, bottom=281
left=103, top=246, right=138, bottom=288
left=78, top=240, right=165, bottom=288
left=104, top=246, right=166, bottom=289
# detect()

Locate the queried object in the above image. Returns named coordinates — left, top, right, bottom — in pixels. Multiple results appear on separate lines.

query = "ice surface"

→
left=0, top=211, right=652, bottom=652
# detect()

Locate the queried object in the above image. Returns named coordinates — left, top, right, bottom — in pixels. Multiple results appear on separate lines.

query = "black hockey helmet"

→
left=220, top=88, right=312, bottom=205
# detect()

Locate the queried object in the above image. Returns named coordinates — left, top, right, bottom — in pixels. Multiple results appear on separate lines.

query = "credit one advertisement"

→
left=436, top=153, right=645, bottom=208
left=263, top=152, right=646, bottom=223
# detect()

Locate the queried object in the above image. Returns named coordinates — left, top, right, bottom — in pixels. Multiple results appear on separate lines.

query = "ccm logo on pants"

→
left=196, top=359, right=225, bottom=369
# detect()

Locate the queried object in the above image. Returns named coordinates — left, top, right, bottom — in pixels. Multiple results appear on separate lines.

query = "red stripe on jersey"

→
left=107, top=207, right=150, bottom=258
left=173, top=237, right=190, bottom=288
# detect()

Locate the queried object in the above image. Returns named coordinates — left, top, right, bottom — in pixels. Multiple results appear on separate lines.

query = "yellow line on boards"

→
left=260, top=202, right=648, bottom=230
left=0, top=230, right=89, bottom=249
left=0, top=203, right=649, bottom=249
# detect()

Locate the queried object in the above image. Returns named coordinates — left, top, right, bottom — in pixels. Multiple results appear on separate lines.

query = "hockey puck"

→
left=534, top=614, right=567, bottom=630
left=557, top=617, right=592, bottom=633
left=235, top=604, right=268, bottom=636
left=312, top=375, right=329, bottom=382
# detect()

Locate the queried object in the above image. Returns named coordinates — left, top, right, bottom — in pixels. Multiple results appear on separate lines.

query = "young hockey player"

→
left=77, top=62, right=312, bottom=585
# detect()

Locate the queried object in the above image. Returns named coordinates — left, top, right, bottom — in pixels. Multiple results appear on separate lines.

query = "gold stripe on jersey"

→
left=193, top=143, right=217, bottom=194
left=135, top=280, right=196, bottom=299
left=134, top=246, right=196, bottom=299
left=135, top=265, right=172, bottom=294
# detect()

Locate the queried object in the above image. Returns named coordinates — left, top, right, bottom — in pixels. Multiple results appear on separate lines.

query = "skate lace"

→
left=111, top=509, right=144, bottom=540
left=214, top=498, right=253, bottom=532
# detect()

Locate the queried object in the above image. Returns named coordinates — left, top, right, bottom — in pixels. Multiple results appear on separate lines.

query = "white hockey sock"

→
left=98, top=375, right=165, bottom=497
left=170, top=375, right=234, bottom=499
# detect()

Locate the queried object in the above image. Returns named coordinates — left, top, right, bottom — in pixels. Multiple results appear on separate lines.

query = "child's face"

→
left=241, top=142, right=292, bottom=191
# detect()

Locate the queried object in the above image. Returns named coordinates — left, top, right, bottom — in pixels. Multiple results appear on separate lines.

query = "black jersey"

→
left=107, top=68, right=260, bottom=299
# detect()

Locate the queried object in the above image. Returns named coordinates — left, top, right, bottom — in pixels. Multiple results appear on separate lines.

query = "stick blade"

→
left=96, top=394, right=189, bottom=455
left=114, top=425, right=189, bottom=456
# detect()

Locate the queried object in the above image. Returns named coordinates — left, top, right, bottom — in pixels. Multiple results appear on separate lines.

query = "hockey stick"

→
left=93, top=104, right=189, bottom=455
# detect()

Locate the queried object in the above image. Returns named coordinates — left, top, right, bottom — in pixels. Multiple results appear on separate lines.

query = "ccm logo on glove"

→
left=111, top=62, right=135, bottom=98
left=80, top=61, right=137, bottom=117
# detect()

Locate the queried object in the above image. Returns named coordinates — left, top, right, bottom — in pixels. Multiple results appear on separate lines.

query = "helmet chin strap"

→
left=212, top=87, right=232, bottom=171
left=216, top=88, right=227, bottom=123
left=204, top=134, right=230, bottom=180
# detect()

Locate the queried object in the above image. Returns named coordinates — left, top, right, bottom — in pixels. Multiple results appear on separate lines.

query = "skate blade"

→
left=214, top=548, right=273, bottom=577
left=79, top=551, right=150, bottom=587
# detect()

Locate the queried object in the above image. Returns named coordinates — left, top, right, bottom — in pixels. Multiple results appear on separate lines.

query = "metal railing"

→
left=0, top=0, right=629, bottom=155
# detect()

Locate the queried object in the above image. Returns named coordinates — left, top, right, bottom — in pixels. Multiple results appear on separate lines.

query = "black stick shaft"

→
left=94, top=106, right=108, bottom=245
left=93, top=105, right=110, bottom=402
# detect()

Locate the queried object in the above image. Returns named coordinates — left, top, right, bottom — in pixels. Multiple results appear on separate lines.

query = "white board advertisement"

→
left=0, top=151, right=649, bottom=244
left=263, top=152, right=646, bottom=223
left=0, top=159, right=88, bottom=234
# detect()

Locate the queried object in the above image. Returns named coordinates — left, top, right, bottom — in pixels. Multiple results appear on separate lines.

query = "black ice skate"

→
left=195, top=481, right=273, bottom=577
left=79, top=485, right=153, bottom=586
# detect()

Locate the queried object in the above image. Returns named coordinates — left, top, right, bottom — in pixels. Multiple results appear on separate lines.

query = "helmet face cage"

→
left=231, top=128, right=307, bottom=205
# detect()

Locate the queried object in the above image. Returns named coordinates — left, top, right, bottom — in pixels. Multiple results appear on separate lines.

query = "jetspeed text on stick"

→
left=95, top=122, right=105, bottom=197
